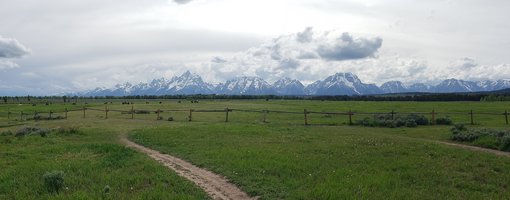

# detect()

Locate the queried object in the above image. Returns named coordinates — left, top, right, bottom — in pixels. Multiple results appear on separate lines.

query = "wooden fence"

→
left=0, top=106, right=509, bottom=126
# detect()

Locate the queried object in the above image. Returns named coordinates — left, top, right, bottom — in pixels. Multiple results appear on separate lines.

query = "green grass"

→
left=0, top=124, right=209, bottom=199
left=1, top=100, right=510, bottom=199
left=129, top=123, right=510, bottom=199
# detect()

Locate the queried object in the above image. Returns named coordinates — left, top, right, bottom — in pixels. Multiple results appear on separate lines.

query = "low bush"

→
left=355, top=114, right=431, bottom=128
left=436, top=117, right=453, bottom=125
left=55, top=127, right=82, bottom=136
left=43, top=170, right=65, bottom=194
left=15, top=127, right=51, bottom=137
left=167, top=117, right=174, bottom=121
left=1, top=130, right=13, bottom=136
left=451, top=125, right=510, bottom=152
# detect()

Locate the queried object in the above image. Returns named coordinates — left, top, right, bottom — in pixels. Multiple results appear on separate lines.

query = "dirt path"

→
left=436, top=141, right=510, bottom=157
left=119, top=135, right=256, bottom=200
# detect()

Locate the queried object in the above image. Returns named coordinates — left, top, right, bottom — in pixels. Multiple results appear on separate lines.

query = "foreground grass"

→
left=130, top=123, right=510, bottom=199
left=0, top=124, right=209, bottom=199
left=1, top=100, right=510, bottom=199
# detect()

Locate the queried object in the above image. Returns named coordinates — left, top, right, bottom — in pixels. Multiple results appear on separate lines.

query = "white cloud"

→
left=206, top=28, right=388, bottom=84
left=0, top=60, right=20, bottom=70
left=172, top=0, right=194, bottom=4
left=0, top=35, right=30, bottom=58
left=432, top=58, right=510, bottom=81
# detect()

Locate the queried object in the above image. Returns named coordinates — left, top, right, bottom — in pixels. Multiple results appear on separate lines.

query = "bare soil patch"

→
left=120, top=135, right=256, bottom=200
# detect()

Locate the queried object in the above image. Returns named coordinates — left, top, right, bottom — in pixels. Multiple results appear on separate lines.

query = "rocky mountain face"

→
left=80, top=71, right=510, bottom=96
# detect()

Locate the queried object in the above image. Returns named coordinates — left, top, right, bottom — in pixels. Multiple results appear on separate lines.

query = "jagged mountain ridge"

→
left=80, top=71, right=510, bottom=96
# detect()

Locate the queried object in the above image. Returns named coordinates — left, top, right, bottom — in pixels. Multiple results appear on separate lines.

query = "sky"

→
left=1, top=0, right=510, bottom=95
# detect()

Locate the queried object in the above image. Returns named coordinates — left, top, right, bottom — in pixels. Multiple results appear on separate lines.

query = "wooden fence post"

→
left=20, top=111, right=23, bottom=121
left=263, top=110, right=268, bottom=123
left=83, top=107, right=86, bottom=118
left=49, top=110, right=52, bottom=119
left=65, top=108, right=68, bottom=119
left=157, top=109, right=161, bottom=120
left=391, top=110, right=395, bottom=120
left=131, top=105, right=134, bottom=119
left=7, top=108, right=10, bottom=120
left=188, top=109, right=193, bottom=122
left=431, top=109, right=436, bottom=125
left=469, top=110, right=474, bottom=125
left=504, top=110, right=508, bottom=125
left=304, top=109, right=309, bottom=125
left=105, top=106, right=108, bottom=119
left=33, top=112, right=38, bottom=120
left=348, top=109, right=353, bottom=125
left=225, top=108, right=229, bottom=122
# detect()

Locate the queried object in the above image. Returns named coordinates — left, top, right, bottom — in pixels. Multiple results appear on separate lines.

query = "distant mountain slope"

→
left=79, top=71, right=510, bottom=96
left=273, top=78, right=306, bottom=95
left=306, top=73, right=381, bottom=95
left=216, top=76, right=276, bottom=95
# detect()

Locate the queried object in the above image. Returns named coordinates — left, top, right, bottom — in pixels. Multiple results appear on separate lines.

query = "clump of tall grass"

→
left=43, top=170, right=65, bottom=194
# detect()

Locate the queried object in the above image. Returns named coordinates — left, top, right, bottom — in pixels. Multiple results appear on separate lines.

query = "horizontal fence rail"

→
left=0, top=107, right=509, bottom=126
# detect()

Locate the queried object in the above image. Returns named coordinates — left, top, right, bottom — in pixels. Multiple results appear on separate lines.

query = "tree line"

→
left=2, top=92, right=509, bottom=104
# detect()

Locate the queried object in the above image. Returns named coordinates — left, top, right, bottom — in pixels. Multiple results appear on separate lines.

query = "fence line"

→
left=0, top=107, right=509, bottom=126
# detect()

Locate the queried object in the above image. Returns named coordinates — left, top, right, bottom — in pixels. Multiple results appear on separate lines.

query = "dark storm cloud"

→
left=0, top=35, right=30, bottom=58
left=317, top=32, right=382, bottom=61
left=174, top=0, right=194, bottom=4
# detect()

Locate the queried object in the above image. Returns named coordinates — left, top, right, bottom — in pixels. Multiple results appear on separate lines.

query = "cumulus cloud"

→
left=296, top=27, right=313, bottom=43
left=173, top=0, right=193, bottom=4
left=317, top=32, right=383, bottom=61
left=434, top=58, right=510, bottom=81
left=206, top=27, right=389, bottom=84
left=278, top=58, right=300, bottom=69
left=451, top=57, right=477, bottom=69
left=0, top=60, right=19, bottom=69
left=0, top=35, right=30, bottom=58
left=211, top=56, right=227, bottom=63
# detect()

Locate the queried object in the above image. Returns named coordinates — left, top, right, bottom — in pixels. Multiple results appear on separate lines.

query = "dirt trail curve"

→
left=437, top=141, right=510, bottom=157
left=119, top=135, right=256, bottom=200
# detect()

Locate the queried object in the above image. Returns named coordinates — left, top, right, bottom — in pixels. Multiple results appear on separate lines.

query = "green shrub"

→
left=104, top=185, right=111, bottom=193
left=35, top=129, right=50, bottom=137
left=1, top=130, right=13, bottom=136
left=55, top=127, right=82, bottom=136
left=356, top=114, right=429, bottom=128
left=436, top=117, right=453, bottom=125
left=15, top=127, right=50, bottom=137
left=167, top=117, right=174, bottom=121
left=406, top=114, right=429, bottom=125
left=405, top=119, right=418, bottom=127
left=450, top=126, right=510, bottom=152
left=15, top=127, right=33, bottom=137
left=43, top=171, right=65, bottom=194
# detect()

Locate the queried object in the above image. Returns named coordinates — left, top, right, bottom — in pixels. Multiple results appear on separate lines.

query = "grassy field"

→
left=0, top=118, right=209, bottom=199
left=1, top=100, right=510, bottom=199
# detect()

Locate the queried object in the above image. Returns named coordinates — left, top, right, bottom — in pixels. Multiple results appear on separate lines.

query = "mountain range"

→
left=78, top=71, right=510, bottom=96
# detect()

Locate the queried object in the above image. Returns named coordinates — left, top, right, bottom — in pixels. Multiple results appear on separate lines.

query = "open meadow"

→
left=1, top=99, right=510, bottom=199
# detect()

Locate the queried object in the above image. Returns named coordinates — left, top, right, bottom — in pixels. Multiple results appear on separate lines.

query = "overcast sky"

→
left=1, top=0, right=510, bottom=95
